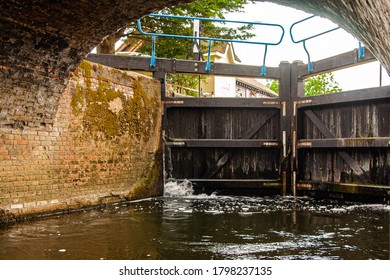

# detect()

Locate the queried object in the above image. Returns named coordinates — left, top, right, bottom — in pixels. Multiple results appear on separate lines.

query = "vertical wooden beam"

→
left=290, top=61, right=303, bottom=196
left=153, top=71, right=167, bottom=100
left=294, top=61, right=305, bottom=98
left=279, top=61, right=291, bottom=195
left=154, top=71, right=169, bottom=184
left=154, top=71, right=167, bottom=134
left=153, top=71, right=168, bottom=137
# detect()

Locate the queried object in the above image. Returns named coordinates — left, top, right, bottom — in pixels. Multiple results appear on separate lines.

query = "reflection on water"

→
left=0, top=181, right=389, bottom=260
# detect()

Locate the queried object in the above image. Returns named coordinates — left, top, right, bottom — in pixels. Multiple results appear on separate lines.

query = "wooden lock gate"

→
left=87, top=48, right=390, bottom=201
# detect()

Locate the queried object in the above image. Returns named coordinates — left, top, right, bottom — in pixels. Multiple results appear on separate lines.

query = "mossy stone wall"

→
left=0, top=61, right=162, bottom=222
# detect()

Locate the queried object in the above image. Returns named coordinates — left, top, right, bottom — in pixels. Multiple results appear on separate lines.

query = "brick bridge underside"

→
left=0, top=0, right=389, bottom=128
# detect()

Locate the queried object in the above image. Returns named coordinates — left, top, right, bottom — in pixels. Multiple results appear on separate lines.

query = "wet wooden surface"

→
left=297, top=95, right=390, bottom=186
left=165, top=107, right=282, bottom=183
left=87, top=50, right=389, bottom=199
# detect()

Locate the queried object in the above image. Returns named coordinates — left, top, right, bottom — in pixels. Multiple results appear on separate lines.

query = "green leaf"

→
left=266, top=79, right=279, bottom=94
left=304, top=73, right=342, bottom=96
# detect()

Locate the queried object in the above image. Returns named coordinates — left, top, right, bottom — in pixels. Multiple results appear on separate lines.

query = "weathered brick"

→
left=0, top=62, right=162, bottom=222
left=24, top=202, right=36, bottom=208
left=38, top=131, right=49, bottom=136
left=10, top=204, right=23, bottom=209
left=36, top=201, right=48, bottom=206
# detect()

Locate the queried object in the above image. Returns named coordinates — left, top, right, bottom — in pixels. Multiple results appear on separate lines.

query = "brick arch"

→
left=0, top=0, right=185, bottom=128
left=0, top=0, right=389, bottom=128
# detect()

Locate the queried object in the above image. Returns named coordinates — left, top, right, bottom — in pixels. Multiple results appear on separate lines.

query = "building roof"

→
left=116, top=40, right=143, bottom=53
left=236, top=78, right=278, bottom=97
left=209, top=43, right=241, bottom=63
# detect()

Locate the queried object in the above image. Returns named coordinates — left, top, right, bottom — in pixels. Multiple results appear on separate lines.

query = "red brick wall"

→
left=0, top=61, right=162, bottom=222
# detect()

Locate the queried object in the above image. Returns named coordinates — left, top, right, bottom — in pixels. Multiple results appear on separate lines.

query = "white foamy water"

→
left=164, top=179, right=220, bottom=198
left=346, top=204, right=390, bottom=212
left=164, top=179, right=195, bottom=197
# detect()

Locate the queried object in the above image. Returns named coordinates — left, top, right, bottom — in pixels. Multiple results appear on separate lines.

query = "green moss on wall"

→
left=71, top=61, right=160, bottom=141
left=121, top=79, right=159, bottom=142
left=71, top=84, right=85, bottom=116
left=77, top=60, right=93, bottom=88
left=128, top=149, right=163, bottom=199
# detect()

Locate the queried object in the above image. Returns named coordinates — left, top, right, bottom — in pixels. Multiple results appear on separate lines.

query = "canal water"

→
left=0, top=180, right=389, bottom=260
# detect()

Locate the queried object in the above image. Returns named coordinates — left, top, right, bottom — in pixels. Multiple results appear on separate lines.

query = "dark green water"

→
left=0, top=182, right=389, bottom=260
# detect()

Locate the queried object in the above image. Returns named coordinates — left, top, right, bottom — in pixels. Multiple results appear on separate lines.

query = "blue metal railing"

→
left=289, top=15, right=340, bottom=72
left=137, top=14, right=285, bottom=75
left=358, top=41, right=365, bottom=60
left=137, top=13, right=363, bottom=75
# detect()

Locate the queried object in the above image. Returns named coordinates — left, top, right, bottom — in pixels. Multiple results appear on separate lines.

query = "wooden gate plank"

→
left=304, top=110, right=372, bottom=184
left=165, top=139, right=281, bottom=148
left=86, top=54, right=281, bottom=79
left=202, top=111, right=278, bottom=179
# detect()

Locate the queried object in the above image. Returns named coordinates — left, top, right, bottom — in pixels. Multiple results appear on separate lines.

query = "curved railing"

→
left=137, top=13, right=365, bottom=75
left=289, top=15, right=364, bottom=72
left=137, top=14, right=285, bottom=75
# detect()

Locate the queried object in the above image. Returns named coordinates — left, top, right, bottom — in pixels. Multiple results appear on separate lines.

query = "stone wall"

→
left=0, top=62, right=162, bottom=223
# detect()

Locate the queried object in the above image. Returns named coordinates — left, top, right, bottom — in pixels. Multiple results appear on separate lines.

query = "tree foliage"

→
left=124, top=0, right=254, bottom=59
left=167, top=74, right=204, bottom=97
left=95, top=0, right=255, bottom=95
left=266, top=72, right=342, bottom=96
left=266, top=79, right=279, bottom=94
left=304, top=72, right=342, bottom=96
left=118, top=0, right=255, bottom=95
left=97, top=0, right=254, bottom=57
